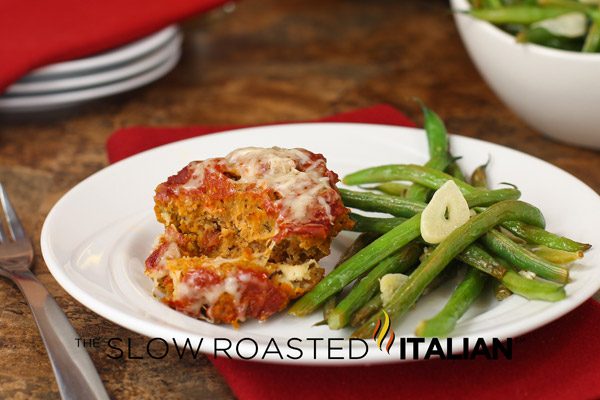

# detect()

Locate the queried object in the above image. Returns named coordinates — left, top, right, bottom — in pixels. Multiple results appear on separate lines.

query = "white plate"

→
left=4, top=33, right=182, bottom=95
left=0, top=48, right=181, bottom=112
left=40, top=124, right=600, bottom=365
left=22, top=26, right=178, bottom=80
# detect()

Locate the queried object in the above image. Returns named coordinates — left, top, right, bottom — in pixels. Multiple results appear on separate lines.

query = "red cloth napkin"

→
left=106, top=105, right=600, bottom=400
left=0, top=0, right=227, bottom=92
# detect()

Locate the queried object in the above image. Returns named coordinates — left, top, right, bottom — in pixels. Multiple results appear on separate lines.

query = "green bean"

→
left=415, top=267, right=487, bottom=337
left=320, top=233, right=379, bottom=322
left=481, top=229, right=569, bottom=283
left=348, top=215, right=506, bottom=284
left=365, top=182, right=411, bottom=196
left=423, top=105, right=450, bottom=159
left=343, top=164, right=476, bottom=194
left=537, top=0, right=593, bottom=12
left=483, top=0, right=503, bottom=8
left=500, top=226, right=527, bottom=243
left=500, top=23, right=525, bottom=35
left=422, top=260, right=461, bottom=295
left=340, top=189, right=425, bottom=217
left=495, top=282, right=513, bottom=300
left=447, top=162, right=468, bottom=182
left=406, top=104, right=451, bottom=201
left=501, top=266, right=565, bottom=301
left=351, top=213, right=558, bottom=303
left=405, top=158, right=446, bottom=201
left=583, top=21, right=600, bottom=52
left=527, top=245, right=583, bottom=264
left=348, top=214, right=532, bottom=283
left=469, top=0, right=597, bottom=53
left=288, top=214, right=422, bottom=317
left=457, top=243, right=508, bottom=279
left=458, top=243, right=565, bottom=301
left=427, top=155, right=451, bottom=175
left=345, top=165, right=584, bottom=256
left=350, top=218, right=564, bottom=301
left=341, top=187, right=521, bottom=217
left=319, top=299, right=336, bottom=323
left=517, top=27, right=584, bottom=51
left=327, top=243, right=422, bottom=330
left=344, top=165, right=524, bottom=208
left=468, top=6, right=571, bottom=24
left=350, top=294, right=382, bottom=328
left=501, top=220, right=591, bottom=252
left=351, top=200, right=546, bottom=338
left=470, top=161, right=489, bottom=188
left=464, top=188, right=521, bottom=206
left=459, top=169, right=572, bottom=288
left=510, top=0, right=540, bottom=5
left=350, top=213, right=406, bottom=234
left=340, top=232, right=380, bottom=262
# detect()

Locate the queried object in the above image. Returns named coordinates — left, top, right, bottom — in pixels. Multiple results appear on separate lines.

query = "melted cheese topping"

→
left=171, top=265, right=261, bottom=322
left=226, top=147, right=333, bottom=222
left=181, top=162, right=206, bottom=190
left=277, top=259, right=318, bottom=282
left=179, top=147, right=337, bottom=227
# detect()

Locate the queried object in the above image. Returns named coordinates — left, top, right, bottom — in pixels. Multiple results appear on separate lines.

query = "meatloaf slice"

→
left=146, top=147, right=352, bottom=324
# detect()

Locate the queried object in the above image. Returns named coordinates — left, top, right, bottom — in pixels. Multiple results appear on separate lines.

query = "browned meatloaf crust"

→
left=145, top=147, right=352, bottom=325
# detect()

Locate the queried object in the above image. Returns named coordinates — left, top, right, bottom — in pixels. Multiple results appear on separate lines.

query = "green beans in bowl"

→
left=467, top=1, right=600, bottom=52
left=451, top=0, right=600, bottom=149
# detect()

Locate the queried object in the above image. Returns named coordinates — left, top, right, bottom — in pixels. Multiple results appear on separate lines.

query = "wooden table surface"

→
left=0, top=0, right=598, bottom=398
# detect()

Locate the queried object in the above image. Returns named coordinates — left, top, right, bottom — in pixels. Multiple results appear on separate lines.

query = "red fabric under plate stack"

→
left=0, top=0, right=228, bottom=92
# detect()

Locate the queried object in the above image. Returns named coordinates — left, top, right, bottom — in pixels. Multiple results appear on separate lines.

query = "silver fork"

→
left=0, top=184, right=109, bottom=400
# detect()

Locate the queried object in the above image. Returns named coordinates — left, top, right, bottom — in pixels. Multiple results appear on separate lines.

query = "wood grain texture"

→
left=0, top=0, right=598, bottom=398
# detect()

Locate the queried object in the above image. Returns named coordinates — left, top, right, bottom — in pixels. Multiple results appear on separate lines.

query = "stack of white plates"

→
left=0, top=25, right=182, bottom=112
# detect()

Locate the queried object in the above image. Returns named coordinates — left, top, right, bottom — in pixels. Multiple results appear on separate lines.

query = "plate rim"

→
left=25, top=26, right=178, bottom=78
left=0, top=48, right=181, bottom=111
left=40, top=123, right=600, bottom=365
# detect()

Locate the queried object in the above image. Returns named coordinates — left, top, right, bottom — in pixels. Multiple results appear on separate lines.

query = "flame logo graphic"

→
left=372, top=310, right=395, bottom=353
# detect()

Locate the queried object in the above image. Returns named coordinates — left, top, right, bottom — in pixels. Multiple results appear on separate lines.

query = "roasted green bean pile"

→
left=288, top=103, right=591, bottom=338
left=464, top=0, right=600, bottom=52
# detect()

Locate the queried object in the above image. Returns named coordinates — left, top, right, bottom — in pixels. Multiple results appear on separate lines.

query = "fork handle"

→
left=11, top=270, right=109, bottom=400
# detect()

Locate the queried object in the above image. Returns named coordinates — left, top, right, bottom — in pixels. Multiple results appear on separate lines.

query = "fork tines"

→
left=0, top=183, right=27, bottom=242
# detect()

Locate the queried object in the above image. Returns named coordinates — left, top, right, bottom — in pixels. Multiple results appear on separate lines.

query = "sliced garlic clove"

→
left=532, top=12, right=587, bottom=38
left=420, top=180, right=470, bottom=244
left=379, top=273, right=408, bottom=305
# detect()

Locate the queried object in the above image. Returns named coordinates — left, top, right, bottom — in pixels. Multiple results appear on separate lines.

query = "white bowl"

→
left=451, top=0, right=600, bottom=150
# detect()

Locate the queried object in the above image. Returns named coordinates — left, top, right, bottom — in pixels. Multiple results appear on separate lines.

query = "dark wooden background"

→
left=0, top=0, right=598, bottom=398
